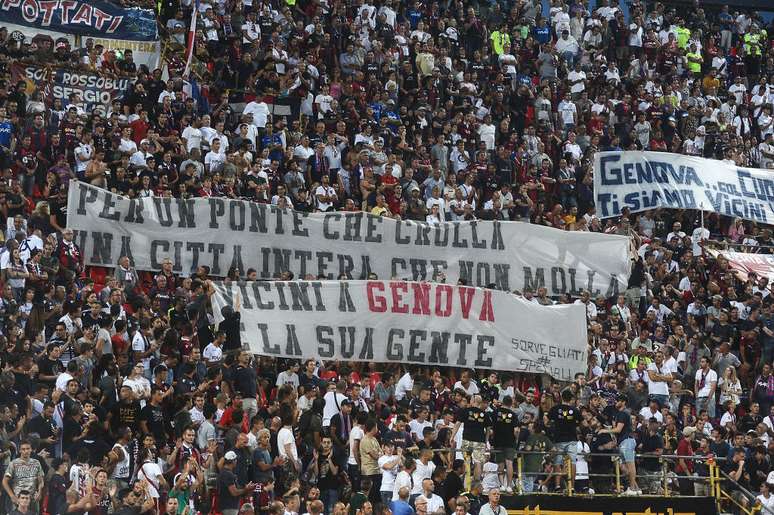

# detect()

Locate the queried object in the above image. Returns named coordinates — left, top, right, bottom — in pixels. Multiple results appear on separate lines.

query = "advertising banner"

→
left=67, top=183, right=632, bottom=297
left=594, top=151, right=774, bottom=224
left=0, top=0, right=158, bottom=41
left=12, top=63, right=131, bottom=112
left=211, top=280, right=588, bottom=380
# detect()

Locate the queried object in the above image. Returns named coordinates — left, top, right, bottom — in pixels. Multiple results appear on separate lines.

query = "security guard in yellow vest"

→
left=675, top=24, right=691, bottom=49
left=744, top=26, right=763, bottom=57
left=686, top=44, right=703, bottom=75
left=490, top=25, right=511, bottom=56
left=744, top=25, right=765, bottom=76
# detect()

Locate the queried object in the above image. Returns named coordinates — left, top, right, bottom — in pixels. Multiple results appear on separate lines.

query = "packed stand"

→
left=0, top=0, right=773, bottom=513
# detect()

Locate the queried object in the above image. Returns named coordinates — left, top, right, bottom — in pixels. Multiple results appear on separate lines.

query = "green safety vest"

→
left=686, top=52, right=702, bottom=72
left=490, top=31, right=510, bottom=55
left=628, top=354, right=652, bottom=370
left=676, top=27, right=690, bottom=49
left=744, top=33, right=762, bottom=56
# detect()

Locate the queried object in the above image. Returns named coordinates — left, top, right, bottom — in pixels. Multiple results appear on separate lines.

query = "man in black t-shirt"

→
left=452, top=394, right=489, bottom=480
left=139, top=387, right=167, bottom=443
left=490, top=396, right=519, bottom=493
left=218, top=451, right=256, bottom=515
left=600, top=393, right=641, bottom=495
left=36, top=343, right=63, bottom=388
left=546, top=390, right=580, bottom=491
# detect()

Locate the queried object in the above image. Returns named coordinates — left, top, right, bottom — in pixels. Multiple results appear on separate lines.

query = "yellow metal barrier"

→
left=710, top=461, right=762, bottom=515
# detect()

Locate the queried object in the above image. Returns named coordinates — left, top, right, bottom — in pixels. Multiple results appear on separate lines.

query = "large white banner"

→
left=211, top=280, right=588, bottom=380
left=706, top=249, right=774, bottom=284
left=67, top=182, right=630, bottom=296
left=594, top=151, right=774, bottom=224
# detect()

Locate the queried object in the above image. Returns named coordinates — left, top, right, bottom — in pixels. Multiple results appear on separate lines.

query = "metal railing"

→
left=431, top=446, right=762, bottom=515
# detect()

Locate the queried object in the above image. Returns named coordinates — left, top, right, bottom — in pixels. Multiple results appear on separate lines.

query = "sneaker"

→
left=499, top=486, right=507, bottom=493
left=587, top=488, right=595, bottom=495
left=505, top=487, right=514, bottom=494
left=636, top=489, right=643, bottom=495
left=622, top=488, right=639, bottom=496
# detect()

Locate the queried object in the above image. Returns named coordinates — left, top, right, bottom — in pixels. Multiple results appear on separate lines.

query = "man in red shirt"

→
left=676, top=426, right=695, bottom=495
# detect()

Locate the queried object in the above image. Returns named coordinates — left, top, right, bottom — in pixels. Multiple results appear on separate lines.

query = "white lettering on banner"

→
left=3, top=0, right=124, bottom=33
left=595, top=151, right=774, bottom=223
left=13, top=64, right=130, bottom=111
left=66, top=183, right=631, bottom=296
left=211, top=280, right=588, bottom=380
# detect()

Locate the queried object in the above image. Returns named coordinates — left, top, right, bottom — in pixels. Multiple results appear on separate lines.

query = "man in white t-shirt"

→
left=202, top=332, right=225, bottom=365
left=557, top=94, right=577, bottom=129
left=394, top=371, right=414, bottom=402
left=182, top=120, right=203, bottom=152
left=74, top=133, right=94, bottom=175
left=379, top=443, right=402, bottom=504
left=646, top=350, right=672, bottom=406
left=314, top=84, right=334, bottom=119
left=417, top=478, right=445, bottom=515
left=728, top=76, right=747, bottom=104
left=694, top=356, right=718, bottom=418
left=638, top=398, right=664, bottom=424
left=244, top=99, right=270, bottom=129
left=409, top=408, right=433, bottom=442
left=348, top=413, right=366, bottom=482
left=276, top=361, right=301, bottom=389
left=411, top=450, right=436, bottom=502
left=452, top=370, right=480, bottom=396
left=204, top=138, right=227, bottom=173
left=760, top=133, right=774, bottom=168
left=315, top=175, right=338, bottom=212
left=567, top=62, right=586, bottom=95
left=323, top=381, right=349, bottom=427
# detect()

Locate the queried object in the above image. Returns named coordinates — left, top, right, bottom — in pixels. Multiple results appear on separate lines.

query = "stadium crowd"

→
left=0, top=0, right=773, bottom=513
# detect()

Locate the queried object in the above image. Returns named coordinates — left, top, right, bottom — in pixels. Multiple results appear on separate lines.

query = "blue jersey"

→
left=534, top=26, right=551, bottom=44
left=261, top=134, right=284, bottom=161
left=0, top=121, right=13, bottom=148
left=407, top=9, right=422, bottom=30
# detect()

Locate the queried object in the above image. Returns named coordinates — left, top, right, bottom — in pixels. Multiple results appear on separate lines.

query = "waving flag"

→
left=183, top=0, right=200, bottom=78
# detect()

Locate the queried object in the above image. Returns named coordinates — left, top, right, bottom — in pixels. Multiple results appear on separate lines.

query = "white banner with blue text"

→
left=211, top=280, right=588, bottom=380
left=594, top=151, right=774, bottom=223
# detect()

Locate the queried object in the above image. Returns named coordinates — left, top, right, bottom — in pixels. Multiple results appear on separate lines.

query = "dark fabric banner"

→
left=502, top=494, right=718, bottom=515
left=12, top=63, right=131, bottom=112
left=0, top=0, right=158, bottom=41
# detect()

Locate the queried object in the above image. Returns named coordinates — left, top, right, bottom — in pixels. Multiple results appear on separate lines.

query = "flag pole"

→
left=183, top=1, right=199, bottom=78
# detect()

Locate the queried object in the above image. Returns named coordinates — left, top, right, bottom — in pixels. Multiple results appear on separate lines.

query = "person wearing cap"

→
left=599, top=394, right=641, bottom=495
left=218, top=450, right=257, bottom=515
left=675, top=426, right=696, bottom=495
